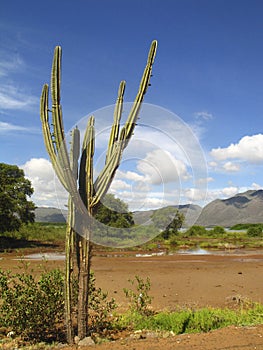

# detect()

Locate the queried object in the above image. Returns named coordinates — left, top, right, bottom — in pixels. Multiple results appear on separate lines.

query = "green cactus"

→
left=40, top=40, right=157, bottom=342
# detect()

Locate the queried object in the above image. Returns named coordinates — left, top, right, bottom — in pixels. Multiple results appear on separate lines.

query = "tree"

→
left=0, top=163, right=35, bottom=233
left=151, top=206, right=184, bottom=239
left=95, top=194, right=134, bottom=228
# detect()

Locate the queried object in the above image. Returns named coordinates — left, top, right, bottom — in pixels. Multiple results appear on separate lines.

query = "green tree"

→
left=247, top=225, right=263, bottom=237
left=151, top=207, right=184, bottom=239
left=95, top=194, right=134, bottom=228
left=0, top=163, right=35, bottom=233
left=185, top=225, right=206, bottom=237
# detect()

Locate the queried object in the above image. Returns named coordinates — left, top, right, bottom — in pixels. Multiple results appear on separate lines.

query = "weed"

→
left=123, top=275, right=153, bottom=316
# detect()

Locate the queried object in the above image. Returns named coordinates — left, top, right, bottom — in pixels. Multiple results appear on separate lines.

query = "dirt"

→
left=1, top=247, right=263, bottom=349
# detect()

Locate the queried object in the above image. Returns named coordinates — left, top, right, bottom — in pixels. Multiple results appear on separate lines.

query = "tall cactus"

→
left=40, top=40, right=157, bottom=342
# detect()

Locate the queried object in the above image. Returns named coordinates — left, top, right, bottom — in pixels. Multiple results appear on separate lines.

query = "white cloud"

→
left=251, top=182, right=262, bottom=190
left=0, top=54, right=24, bottom=77
left=208, top=161, right=217, bottom=168
left=221, top=186, right=239, bottom=197
left=0, top=121, right=38, bottom=134
left=21, top=158, right=68, bottom=208
left=137, top=149, right=190, bottom=185
left=194, top=111, right=214, bottom=121
left=0, top=84, right=38, bottom=111
left=0, top=121, right=28, bottom=132
left=222, top=161, right=240, bottom=172
left=196, top=177, right=214, bottom=184
left=210, top=134, right=263, bottom=163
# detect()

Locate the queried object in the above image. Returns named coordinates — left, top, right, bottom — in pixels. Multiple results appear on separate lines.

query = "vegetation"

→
left=0, top=163, right=35, bottom=233
left=151, top=207, right=184, bottom=239
left=95, top=194, right=134, bottom=228
left=118, top=302, right=263, bottom=335
left=123, top=275, right=153, bottom=316
left=0, top=266, right=117, bottom=342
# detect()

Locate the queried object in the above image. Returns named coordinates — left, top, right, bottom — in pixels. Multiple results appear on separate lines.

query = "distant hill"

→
left=196, top=190, right=263, bottom=227
left=133, top=204, right=202, bottom=227
left=35, top=207, right=66, bottom=223
left=35, top=189, right=263, bottom=227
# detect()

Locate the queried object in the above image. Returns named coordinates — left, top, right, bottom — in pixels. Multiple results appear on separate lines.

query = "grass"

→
left=117, top=302, right=263, bottom=334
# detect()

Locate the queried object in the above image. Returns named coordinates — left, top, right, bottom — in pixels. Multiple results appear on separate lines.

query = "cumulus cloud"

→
left=221, top=186, right=239, bottom=197
left=21, top=158, right=68, bottom=208
left=222, top=161, right=240, bottom=172
left=210, top=134, right=263, bottom=163
left=137, top=149, right=190, bottom=185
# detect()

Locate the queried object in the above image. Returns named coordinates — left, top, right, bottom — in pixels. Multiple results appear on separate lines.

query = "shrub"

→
left=0, top=268, right=64, bottom=341
left=247, top=226, right=263, bottom=237
left=184, top=225, right=207, bottom=237
left=123, top=275, right=153, bottom=316
left=210, top=226, right=225, bottom=236
left=0, top=267, right=117, bottom=341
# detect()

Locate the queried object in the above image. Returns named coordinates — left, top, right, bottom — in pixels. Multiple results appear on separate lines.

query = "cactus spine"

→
left=40, top=40, right=157, bottom=342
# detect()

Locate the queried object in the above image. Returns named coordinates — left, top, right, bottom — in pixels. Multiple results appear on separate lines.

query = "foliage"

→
left=0, top=163, right=35, bottom=233
left=230, top=223, right=263, bottom=230
left=123, top=275, right=153, bottom=316
left=247, top=225, right=263, bottom=237
left=118, top=303, right=263, bottom=335
left=0, top=267, right=117, bottom=341
left=151, top=207, right=184, bottom=239
left=88, top=271, right=117, bottom=333
left=210, top=226, right=225, bottom=236
left=0, top=267, right=64, bottom=341
left=95, top=194, right=134, bottom=228
left=184, top=225, right=207, bottom=237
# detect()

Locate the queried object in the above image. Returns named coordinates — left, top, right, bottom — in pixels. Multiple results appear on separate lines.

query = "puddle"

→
left=176, top=247, right=210, bottom=255
left=15, top=253, right=65, bottom=261
left=135, top=251, right=166, bottom=258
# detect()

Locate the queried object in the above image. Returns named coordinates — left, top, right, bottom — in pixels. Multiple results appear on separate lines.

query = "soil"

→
left=1, top=247, right=263, bottom=349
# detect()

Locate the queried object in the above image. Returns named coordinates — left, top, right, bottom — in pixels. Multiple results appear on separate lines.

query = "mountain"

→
left=34, top=189, right=263, bottom=227
left=196, top=189, right=263, bottom=227
left=133, top=204, right=202, bottom=227
left=35, top=207, right=67, bottom=223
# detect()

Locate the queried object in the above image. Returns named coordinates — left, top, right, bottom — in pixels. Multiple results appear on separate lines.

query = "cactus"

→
left=40, top=40, right=157, bottom=342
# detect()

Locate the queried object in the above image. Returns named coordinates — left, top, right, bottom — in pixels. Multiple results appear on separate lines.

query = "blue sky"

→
left=1, top=0, right=263, bottom=211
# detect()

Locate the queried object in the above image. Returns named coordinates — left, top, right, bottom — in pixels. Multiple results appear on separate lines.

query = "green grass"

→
left=117, top=303, right=263, bottom=334
left=2, top=222, right=66, bottom=243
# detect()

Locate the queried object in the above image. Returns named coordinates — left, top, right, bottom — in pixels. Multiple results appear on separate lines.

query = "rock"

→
left=74, top=336, right=80, bottom=344
left=78, top=336, right=95, bottom=347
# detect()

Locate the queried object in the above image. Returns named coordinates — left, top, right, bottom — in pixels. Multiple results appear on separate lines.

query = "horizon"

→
left=2, top=0, right=263, bottom=211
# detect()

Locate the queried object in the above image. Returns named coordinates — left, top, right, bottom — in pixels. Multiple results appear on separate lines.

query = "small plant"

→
left=123, top=275, right=153, bottom=316
left=88, top=271, right=117, bottom=334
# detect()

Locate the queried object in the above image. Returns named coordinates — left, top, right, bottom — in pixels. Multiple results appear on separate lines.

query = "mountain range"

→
left=35, top=189, right=263, bottom=227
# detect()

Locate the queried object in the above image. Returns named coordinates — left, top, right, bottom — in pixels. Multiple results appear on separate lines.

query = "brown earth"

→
left=1, top=248, right=263, bottom=349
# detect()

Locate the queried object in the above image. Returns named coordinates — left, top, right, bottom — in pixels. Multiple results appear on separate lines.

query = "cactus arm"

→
left=40, top=83, right=69, bottom=190
left=119, top=40, right=157, bottom=148
left=91, top=40, right=157, bottom=207
left=105, top=80, right=126, bottom=164
left=91, top=141, right=123, bottom=208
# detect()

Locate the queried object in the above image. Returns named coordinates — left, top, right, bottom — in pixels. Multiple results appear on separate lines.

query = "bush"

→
left=247, top=226, right=263, bottom=237
left=0, top=267, right=64, bottom=341
left=123, top=275, right=153, bottom=316
left=0, top=267, right=117, bottom=342
left=210, top=226, right=225, bottom=236
left=184, top=225, right=207, bottom=237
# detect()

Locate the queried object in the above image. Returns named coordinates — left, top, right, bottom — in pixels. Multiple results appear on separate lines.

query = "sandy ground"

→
left=1, top=248, right=263, bottom=349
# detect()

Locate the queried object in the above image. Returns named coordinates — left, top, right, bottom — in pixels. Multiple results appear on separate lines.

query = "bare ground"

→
left=1, top=248, right=263, bottom=349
